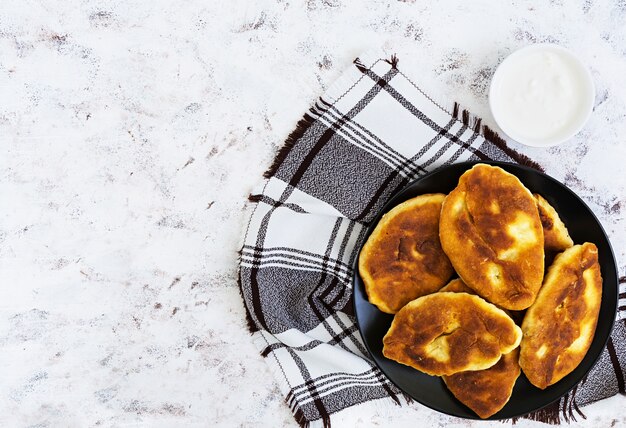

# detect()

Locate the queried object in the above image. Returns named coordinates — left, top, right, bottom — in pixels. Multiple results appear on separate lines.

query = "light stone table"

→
left=1, top=1, right=624, bottom=427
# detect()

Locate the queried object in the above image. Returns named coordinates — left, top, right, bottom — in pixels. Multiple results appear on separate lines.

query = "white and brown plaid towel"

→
left=238, top=51, right=626, bottom=427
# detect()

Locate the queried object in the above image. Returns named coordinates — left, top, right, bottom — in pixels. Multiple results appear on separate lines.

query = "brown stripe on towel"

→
left=248, top=267, right=270, bottom=331
left=607, top=337, right=626, bottom=393
left=237, top=263, right=260, bottom=333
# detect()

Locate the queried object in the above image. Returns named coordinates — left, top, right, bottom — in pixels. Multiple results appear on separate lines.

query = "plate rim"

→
left=352, top=160, right=619, bottom=420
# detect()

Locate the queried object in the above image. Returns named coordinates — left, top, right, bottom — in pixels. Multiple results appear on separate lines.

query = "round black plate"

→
left=353, top=161, right=618, bottom=420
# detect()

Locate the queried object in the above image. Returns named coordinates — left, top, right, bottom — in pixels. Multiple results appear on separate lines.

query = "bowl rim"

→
left=488, top=43, right=595, bottom=148
left=352, top=160, right=619, bottom=420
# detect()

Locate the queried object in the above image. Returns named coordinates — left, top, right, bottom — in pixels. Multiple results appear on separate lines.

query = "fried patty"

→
left=439, top=164, right=545, bottom=310
left=383, top=292, right=522, bottom=376
left=520, top=243, right=602, bottom=389
left=443, top=348, right=521, bottom=419
left=359, top=193, right=453, bottom=314
left=534, top=193, right=574, bottom=253
left=439, top=278, right=521, bottom=418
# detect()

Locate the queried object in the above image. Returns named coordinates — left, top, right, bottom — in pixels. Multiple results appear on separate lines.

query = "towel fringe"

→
left=401, top=392, right=414, bottom=405
left=571, top=391, right=586, bottom=421
left=354, top=57, right=368, bottom=73
left=290, top=406, right=330, bottom=428
left=385, top=54, right=399, bottom=69
left=322, top=413, right=331, bottom=428
left=387, top=389, right=402, bottom=406
left=264, top=113, right=316, bottom=179
left=562, top=392, right=572, bottom=423
left=260, top=344, right=273, bottom=357
left=451, top=102, right=544, bottom=172
left=452, top=102, right=459, bottom=120
left=510, top=398, right=562, bottom=425
left=563, top=386, right=586, bottom=423
left=293, top=407, right=310, bottom=428
left=248, top=194, right=262, bottom=203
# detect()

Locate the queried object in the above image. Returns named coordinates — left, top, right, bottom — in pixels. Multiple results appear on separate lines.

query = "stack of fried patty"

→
left=358, top=164, right=602, bottom=418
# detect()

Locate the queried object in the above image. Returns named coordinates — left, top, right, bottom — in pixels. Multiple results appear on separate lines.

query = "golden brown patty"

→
left=520, top=243, right=602, bottom=389
left=439, top=164, right=545, bottom=310
left=534, top=193, right=574, bottom=252
left=438, top=278, right=521, bottom=418
left=358, top=194, right=454, bottom=314
left=443, top=348, right=521, bottom=419
left=382, top=292, right=522, bottom=376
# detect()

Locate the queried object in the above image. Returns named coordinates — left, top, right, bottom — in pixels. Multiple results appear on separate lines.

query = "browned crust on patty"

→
left=359, top=194, right=453, bottom=314
left=443, top=348, right=521, bottom=418
left=383, top=292, right=522, bottom=376
left=534, top=193, right=574, bottom=252
left=520, top=243, right=602, bottom=389
left=439, top=164, right=545, bottom=310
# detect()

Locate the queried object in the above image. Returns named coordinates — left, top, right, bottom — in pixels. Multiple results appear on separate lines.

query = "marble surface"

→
left=1, top=1, right=624, bottom=426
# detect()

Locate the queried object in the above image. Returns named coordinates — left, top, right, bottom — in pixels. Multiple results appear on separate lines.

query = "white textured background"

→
left=0, top=1, right=624, bottom=426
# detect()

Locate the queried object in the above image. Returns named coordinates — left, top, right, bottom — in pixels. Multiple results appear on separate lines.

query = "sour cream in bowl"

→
left=489, top=44, right=595, bottom=147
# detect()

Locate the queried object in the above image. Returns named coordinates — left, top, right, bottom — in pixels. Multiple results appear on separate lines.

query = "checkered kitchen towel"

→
left=238, top=51, right=626, bottom=427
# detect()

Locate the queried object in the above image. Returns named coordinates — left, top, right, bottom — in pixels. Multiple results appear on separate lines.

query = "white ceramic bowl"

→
left=488, top=43, right=595, bottom=147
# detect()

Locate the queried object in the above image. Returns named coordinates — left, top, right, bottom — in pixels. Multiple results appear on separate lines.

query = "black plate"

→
left=353, top=161, right=618, bottom=420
